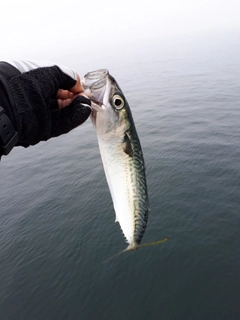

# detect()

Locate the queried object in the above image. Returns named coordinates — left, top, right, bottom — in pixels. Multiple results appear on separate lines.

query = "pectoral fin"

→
left=122, top=133, right=133, bottom=157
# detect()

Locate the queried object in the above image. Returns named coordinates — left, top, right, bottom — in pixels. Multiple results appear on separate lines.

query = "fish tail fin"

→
left=135, top=236, right=171, bottom=249
left=103, top=236, right=170, bottom=263
left=103, top=249, right=128, bottom=263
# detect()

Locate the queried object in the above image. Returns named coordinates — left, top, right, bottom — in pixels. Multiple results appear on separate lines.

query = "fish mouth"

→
left=82, top=69, right=110, bottom=110
left=83, top=69, right=109, bottom=81
left=82, top=69, right=109, bottom=91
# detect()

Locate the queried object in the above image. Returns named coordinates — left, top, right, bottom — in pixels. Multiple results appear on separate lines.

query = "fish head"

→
left=82, top=69, right=131, bottom=137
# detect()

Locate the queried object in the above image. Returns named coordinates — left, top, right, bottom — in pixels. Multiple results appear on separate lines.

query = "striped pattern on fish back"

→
left=127, top=124, right=149, bottom=245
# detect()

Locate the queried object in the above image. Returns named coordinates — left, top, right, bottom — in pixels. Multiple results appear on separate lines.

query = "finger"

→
left=51, top=98, right=92, bottom=137
left=73, top=95, right=91, bottom=106
left=57, top=93, right=91, bottom=109
left=69, top=74, right=84, bottom=94
left=25, top=66, right=77, bottom=99
left=56, top=89, right=74, bottom=100
left=58, top=98, right=73, bottom=109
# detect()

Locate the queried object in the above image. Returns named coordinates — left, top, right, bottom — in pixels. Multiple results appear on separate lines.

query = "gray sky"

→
left=1, top=0, right=240, bottom=60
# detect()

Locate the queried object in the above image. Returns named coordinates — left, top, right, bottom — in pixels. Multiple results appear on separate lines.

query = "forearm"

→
left=0, top=63, right=20, bottom=157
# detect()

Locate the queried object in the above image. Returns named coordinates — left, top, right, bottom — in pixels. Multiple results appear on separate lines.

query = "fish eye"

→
left=113, top=95, right=124, bottom=109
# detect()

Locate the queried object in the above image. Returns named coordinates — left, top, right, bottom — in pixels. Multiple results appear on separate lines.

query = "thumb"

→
left=50, top=96, right=91, bottom=138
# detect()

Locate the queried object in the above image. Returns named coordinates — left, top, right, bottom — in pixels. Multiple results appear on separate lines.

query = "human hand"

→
left=0, top=61, right=92, bottom=148
left=56, top=73, right=88, bottom=109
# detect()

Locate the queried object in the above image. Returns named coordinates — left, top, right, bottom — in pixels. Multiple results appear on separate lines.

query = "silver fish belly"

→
left=82, top=69, right=149, bottom=250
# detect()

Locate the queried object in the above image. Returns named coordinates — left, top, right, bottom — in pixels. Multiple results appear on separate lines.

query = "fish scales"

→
left=98, top=127, right=148, bottom=246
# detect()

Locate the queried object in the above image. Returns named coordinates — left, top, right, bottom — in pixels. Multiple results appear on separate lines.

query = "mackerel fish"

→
left=82, top=69, right=169, bottom=253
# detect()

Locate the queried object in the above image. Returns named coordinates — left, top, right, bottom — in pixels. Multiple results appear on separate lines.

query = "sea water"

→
left=0, top=30, right=240, bottom=320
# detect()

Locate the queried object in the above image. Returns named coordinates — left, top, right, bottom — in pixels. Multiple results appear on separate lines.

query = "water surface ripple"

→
left=0, top=32, right=240, bottom=320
